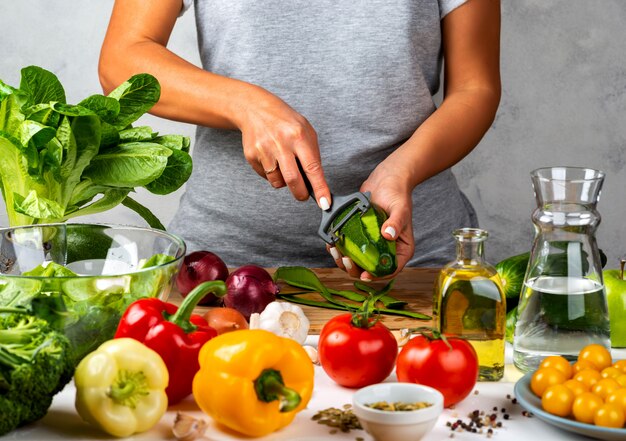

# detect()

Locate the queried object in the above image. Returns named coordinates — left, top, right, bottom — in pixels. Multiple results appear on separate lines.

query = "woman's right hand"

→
left=237, top=89, right=332, bottom=209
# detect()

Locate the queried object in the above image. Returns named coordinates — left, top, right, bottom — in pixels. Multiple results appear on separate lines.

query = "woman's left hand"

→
left=329, top=161, right=415, bottom=280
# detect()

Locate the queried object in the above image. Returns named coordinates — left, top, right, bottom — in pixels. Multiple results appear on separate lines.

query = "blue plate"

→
left=515, top=371, right=626, bottom=441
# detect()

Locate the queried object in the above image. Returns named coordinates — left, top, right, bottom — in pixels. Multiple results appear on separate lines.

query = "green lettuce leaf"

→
left=145, top=148, right=192, bottom=195
left=121, top=196, right=165, bottom=230
left=78, top=94, right=121, bottom=122
left=107, top=74, right=160, bottom=129
left=82, top=142, right=171, bottom=187
left=19, top=65, right=66, bottom=106
left=13, top=190, right=65, bottom=220
left=153, top=134, right=190, bottom=152
left=118, top=126, right=156, bottom=143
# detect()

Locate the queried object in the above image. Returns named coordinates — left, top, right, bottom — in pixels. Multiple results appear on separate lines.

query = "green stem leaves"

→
left=273, top=266, right=431, bottom=322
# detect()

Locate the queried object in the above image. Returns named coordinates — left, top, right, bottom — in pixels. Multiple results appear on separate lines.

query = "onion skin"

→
left=224, top=265, right=279, bottom=320
left=202, top=307, right=249, bottom=335
left=176, top=251, right=229, bottom=305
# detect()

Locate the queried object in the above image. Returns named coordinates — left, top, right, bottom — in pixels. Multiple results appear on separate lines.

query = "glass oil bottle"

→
left=433, top=228, right=506, bottom=381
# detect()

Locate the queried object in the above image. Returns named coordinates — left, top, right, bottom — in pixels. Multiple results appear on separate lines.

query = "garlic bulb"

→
left=249, top=301, right=310, bottom=344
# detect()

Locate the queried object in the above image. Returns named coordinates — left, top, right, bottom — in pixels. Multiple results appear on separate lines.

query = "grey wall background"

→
left=1, top=0, right=625, bottom=267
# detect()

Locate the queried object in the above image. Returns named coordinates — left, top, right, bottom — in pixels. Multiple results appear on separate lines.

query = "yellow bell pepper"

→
left=74, top=338, right=169, bottom=438
left=193, top=329, right=314, bottom=437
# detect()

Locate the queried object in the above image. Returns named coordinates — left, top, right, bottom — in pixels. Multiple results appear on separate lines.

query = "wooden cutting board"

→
left=273, top=267, right=437, bottom=333
left=173, top=267, right=438, bottom=334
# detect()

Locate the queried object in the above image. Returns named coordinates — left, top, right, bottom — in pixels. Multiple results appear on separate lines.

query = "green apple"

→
left=603, top=268, right=626, bottom=348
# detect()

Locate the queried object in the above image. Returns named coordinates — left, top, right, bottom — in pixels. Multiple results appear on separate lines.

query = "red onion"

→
left=176, top=251, right=229, bottom=305
left=224, top=265, right=279, bottom=320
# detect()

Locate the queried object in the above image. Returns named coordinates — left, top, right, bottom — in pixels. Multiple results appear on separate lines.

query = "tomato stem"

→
left=351, top=302, right=379, bottom=328
left=350, top=289, right=385, bottom=328
left=405, top=326, right=453, bottom=350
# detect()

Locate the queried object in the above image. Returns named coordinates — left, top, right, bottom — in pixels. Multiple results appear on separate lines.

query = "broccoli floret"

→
left=0, top=313, right=74, bottom=435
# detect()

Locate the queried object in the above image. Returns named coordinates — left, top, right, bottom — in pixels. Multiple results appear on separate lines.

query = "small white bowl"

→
left=352, top=383, right=444, bottom=441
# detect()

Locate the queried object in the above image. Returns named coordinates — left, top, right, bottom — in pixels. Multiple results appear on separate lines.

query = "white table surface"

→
left=6, top=343, right=626, bottom=441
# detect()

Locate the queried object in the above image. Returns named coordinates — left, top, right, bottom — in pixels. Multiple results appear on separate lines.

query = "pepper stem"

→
left=107, top=370, right=149, bottom=409
left=167, top=281, right=226, bottom=333
left=254, top=368, right=301, bottom=412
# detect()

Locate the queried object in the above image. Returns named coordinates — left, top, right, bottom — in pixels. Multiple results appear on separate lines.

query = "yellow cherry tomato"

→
left=539, top=355, right=573, bottom=379
left=613, top=360, right=626, bottom=374
left=601, top=366, right=623, bottom=379
left=593, top=403, right=625, bottom=428
left=563, top=379, right=589, bottom=396
left=572, top=392, right=604, bottom=424
left=579, top=344, right=612, bottom=371
left=573, top=359, right=597, bottom=374
left=531, top=367, right=567, bottom=397
left=541, top=384, right=575, bottom=417
left=616, top=375, right=626, bottom=388
left=591, top=378, right=621, bottom=401
left=574, top=369, right=603, bottom=389
left=606, top=388, right=626, bottom=415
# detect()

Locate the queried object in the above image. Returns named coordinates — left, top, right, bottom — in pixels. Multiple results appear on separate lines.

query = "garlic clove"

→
left=249, top=313, right=261, bottom=330
left=303, top=345, right=319, bottom=364
left=172, top=412, right=208, bottom=441
left=392, top=329, right=411, bottom=347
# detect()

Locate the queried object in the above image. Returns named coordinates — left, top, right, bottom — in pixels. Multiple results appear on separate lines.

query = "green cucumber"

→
left=495, top=252, right=529, bottom=312
left=332, top=202, right=397, bottom=277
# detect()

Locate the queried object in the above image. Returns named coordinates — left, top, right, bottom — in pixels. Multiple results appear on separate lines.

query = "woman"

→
left=99, top=0, right=501, bottom=279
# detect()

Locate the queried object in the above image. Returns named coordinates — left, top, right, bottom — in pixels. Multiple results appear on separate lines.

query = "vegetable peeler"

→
left=317, top=191, right=371, bottom=244
left=297, top=160, right=372, bottom=244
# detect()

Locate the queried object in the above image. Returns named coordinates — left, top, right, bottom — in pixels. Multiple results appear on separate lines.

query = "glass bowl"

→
left=0, top=223, right=186, bottom=361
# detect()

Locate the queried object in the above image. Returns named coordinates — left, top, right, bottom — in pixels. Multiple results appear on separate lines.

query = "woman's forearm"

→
left=99, top=0, right=269, bottom=131
left=383, top=0, right=501, bottom=191
left=389, top=86, right=500, bottom=190
left=100, top=39, right=265, bottom=130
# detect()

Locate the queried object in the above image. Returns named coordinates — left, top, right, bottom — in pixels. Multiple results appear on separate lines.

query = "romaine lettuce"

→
left=0, top=66, right=192, bottom=229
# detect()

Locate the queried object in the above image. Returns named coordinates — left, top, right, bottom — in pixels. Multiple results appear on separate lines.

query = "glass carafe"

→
left=513, top=167, right=610, bottom=373
left=433, top=228, right=506, bottom=381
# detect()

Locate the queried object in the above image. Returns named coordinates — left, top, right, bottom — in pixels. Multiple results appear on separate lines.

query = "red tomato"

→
left=396, top=334, right=479, bottom=407
left=318, top=313, right=398, bottom=388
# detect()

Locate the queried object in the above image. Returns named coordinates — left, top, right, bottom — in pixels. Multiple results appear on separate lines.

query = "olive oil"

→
left=433, top=229, right=506, bottom=381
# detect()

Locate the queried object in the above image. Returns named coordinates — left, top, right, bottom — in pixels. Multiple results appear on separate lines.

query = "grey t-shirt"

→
left=170, top=0, right=477, bottom=267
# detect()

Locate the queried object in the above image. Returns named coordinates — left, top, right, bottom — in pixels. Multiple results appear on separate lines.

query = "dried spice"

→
left=365, top=401, right=432, bottom=411
left=446, top=408, right=505, bottom=437
left=444, top=393, right=533, bottom=437
left=311, top=405, right=363, bottom=433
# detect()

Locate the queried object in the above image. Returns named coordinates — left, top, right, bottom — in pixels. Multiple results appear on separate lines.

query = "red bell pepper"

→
left=114, top=281, right=226, bottom=404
